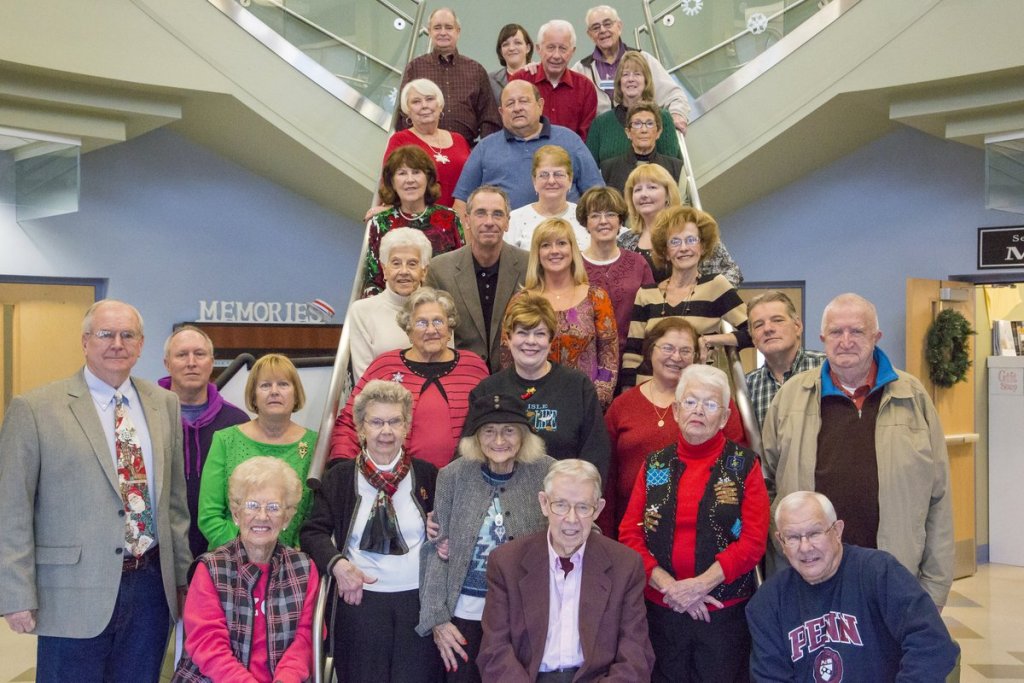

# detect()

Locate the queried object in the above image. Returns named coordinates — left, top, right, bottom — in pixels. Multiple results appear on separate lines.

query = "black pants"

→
left=647, top=600, right=751, bottom=683
left=333, top=589, right=442, bottom=682
left=445, top=616, right=483, bottom=683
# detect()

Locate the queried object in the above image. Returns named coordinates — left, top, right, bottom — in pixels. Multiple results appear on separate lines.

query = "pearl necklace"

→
left=397, top=207, right=427, bottom=222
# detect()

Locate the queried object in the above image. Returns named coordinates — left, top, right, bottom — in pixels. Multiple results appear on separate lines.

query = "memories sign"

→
left=978, top=225, right=1024, bottom=269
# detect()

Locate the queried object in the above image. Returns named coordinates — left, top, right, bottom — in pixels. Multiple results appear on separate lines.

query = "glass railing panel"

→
left=4, top=141, right=81, bottom=223
left=216, top=0, right=427, bottom=124
left=986, top=134, right=1024, bottom=214
left=644, top=0, right=825, bottom=100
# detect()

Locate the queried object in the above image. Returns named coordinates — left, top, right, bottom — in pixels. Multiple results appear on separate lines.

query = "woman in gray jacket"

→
left=417, top=392, right=554, bottom=682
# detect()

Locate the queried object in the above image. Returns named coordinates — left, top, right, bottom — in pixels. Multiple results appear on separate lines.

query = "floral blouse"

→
left=500, top=286, right=619, bottom=409
left=363, top=205, right=464, bottom=297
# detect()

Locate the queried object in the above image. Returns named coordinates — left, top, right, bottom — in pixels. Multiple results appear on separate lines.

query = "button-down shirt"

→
left=84, top=366, right=159, bottom=544
left=745, top=348, right=827, bottom=427
left=511, top=67, right=599, bottom=141
left=396, top=50, right=501, bottom=143
left=539, top=535, right=586, bottom=672
left=453, top=117, right=605, bottom=210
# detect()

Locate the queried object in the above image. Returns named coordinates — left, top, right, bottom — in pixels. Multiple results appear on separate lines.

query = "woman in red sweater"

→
left=331, top=287, right=488, bottom=468
left=601, top=317, right=748, bottom=537
left=618, top=364, right=768, bottom=683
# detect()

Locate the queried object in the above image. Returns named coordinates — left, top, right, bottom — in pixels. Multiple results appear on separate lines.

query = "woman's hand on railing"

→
left=363, top=204, right=389, bottom=221
left=672, top=113, right=688, bottom=135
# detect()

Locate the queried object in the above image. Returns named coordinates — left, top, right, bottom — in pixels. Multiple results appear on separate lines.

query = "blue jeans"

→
left=36, top=557, right=170, bottom=683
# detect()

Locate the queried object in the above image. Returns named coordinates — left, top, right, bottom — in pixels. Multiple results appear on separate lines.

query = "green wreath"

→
left=925, top=309, right=974, bottom=388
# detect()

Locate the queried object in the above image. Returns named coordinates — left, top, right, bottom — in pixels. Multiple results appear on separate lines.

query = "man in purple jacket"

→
left=160, top=325, right=248, bottom=557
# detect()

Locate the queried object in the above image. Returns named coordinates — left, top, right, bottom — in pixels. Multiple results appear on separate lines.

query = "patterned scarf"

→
left=357, top=450, right=412, bottom=555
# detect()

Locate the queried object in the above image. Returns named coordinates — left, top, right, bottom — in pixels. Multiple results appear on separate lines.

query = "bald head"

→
left=500, top=80, right=544, bottom=138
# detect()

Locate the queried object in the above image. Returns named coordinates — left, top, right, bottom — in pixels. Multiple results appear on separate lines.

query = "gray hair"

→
left=400, top=78, right=446, bottom=116
left=353, top=379, right=413, bottom=428
left=585, top=5, right=621, bottom=27
left=746, top=290, right=799, bottom=322
left=538, top=19, right=576, bottom=49
left=675, top=364, right=731, bottom=407
left=228, top=456, right=303, bottom=516
left=163, top=324, right=214, bottom=359
left=82, top=299, right=145, bottom=336
left=467, top=185, right=511, bottom=216
left=820, top=292, right=879, bottom=335
left=427, top=7, right=461, bottom=30
left=543, top=459, right=601, bottom=501
left=458, top=424, right=547, bottom=465
left=396, top=286, right=459, bottom=333
left=380, top=227, right=433, bottom=267
left=774, top=491, right=838, bottom=528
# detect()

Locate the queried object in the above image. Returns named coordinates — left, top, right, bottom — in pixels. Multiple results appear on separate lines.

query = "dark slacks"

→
left=445, top=616, right=483, bottom=683
left=36, top=557, right=170, bottom=683
left=333, top=588, right=442, bottom=683
left=647, top=599, right=751, bottom=683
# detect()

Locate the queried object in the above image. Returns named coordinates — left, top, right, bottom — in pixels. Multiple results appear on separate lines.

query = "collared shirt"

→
left=539, top=535, right=586, bottom=672
left=453, top=116, right=605, bottom=210
left=396, top=50, right=501, bottom=143
left=746, top=348, right=827, bottom=427
left=473, top=254, right=500, bottom=346
left=84, top=366, right=159, bottom=544
left=590, top=44, right=628, bottom=97
left=828, top=360, right=879, bottom=411
left=510, top=67, right=599, bottom=141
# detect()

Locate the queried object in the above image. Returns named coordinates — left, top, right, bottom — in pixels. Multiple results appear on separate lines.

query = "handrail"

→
left=305, top=225, right=372, bottom=489
left=214, top=352, right=256, bottom=390
left=677, top=131, right=762, bottom=456
left=311, top=574, right=333, bottom=683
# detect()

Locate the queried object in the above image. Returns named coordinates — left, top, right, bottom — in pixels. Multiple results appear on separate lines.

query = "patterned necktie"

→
left=114, top=391, right=155, bottom=557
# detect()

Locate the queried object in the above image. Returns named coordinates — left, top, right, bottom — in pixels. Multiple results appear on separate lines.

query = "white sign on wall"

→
left=197, top=298, right=335, bottom=324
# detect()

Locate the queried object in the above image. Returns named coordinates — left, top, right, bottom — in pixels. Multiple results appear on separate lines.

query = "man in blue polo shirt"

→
left=453, top=80, right=603, bottom=214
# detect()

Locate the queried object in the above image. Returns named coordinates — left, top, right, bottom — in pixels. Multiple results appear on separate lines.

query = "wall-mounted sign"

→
left=198, top=299, right=335, bottom=324
left=978, top=225, right=1024, bottom=269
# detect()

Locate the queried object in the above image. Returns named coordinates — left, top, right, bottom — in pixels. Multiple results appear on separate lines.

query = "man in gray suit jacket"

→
left=0, top=299, right=191, bottom=683
left=426, top=185, right=528, bottom=373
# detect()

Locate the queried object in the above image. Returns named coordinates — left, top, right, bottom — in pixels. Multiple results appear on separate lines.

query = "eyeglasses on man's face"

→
left=547, top=499, right=598, bottom=518
left=88, top=330, right=140, bottom=344
left=778, top=521, right=838, bottom=550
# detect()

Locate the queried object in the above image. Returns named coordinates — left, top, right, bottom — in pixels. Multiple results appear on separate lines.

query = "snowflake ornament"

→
left=680, top=0, right=703, bottom=17
left=747, top=12, right=769, bottom=34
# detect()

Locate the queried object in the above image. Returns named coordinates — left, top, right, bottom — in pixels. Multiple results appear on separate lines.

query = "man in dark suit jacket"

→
left=0, top=299, right=191, bottom=683
left=600, top=102, right=684, bottom=194
left=426, top=185, right=528, bottom=373
left=478, top=459, right=654, bottom=682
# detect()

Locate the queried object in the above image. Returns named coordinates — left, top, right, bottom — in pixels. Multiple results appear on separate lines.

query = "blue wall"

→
left=0, top=128, right=364, bottom=380
left=721, top=126, right=1022, bottom=365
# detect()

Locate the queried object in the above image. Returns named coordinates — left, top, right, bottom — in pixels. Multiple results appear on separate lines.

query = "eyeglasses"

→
left=88, top=330, right=140, bottom=343
left=588, top=19, right=616, bottom=32
left=655, top=344, right=695, bottom=359
left=668, top=235, right=700, bottom=248
left=536, top=171, right=568, bottom=181
left=364, top=417, right=405, bottom=430
left=412, top=318, right=447, bottom=330
left=779, top=522, right=837, bottom=549
left=629, top=120, right=658, bottom=130
left=678, top=397, right=722, bottom=414
left=587, top=211, right=619, bottom=222
left=547, top=499, right=598, bottom=518
left=243, top=500, right=284, bottom=515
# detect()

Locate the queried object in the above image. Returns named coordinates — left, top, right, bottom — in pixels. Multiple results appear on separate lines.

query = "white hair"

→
left=82, top=299, right=144, bottom=336
left=585, top=5, right=621, bottom=27
left=543, top=459, right=601, bottom=500
left=400, top=78, right=445, bottom=116
left=538, top=19, right=576, bottom=48
left=820, top=292, right=879, bottom=335
left=675, top=364, right=731, bottom=407
left=379, top=227, right=433, bottom=267
left=774, top=491, right=838, bottom=528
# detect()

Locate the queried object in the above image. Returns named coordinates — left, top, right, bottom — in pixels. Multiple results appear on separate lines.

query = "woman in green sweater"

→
left=198, top=353, right=317, bottom=550
left=585, top=52, right=681, bottom=165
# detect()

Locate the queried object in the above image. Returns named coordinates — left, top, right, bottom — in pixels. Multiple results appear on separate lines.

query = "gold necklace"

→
left=644, top=382, right=673, bottom=428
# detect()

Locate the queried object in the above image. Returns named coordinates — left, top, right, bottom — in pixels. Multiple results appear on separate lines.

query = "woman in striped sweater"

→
left=330, top=287, right=488, bottom=468
left=620, top=206, right=752, bottom=388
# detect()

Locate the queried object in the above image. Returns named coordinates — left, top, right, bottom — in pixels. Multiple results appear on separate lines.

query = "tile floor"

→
left=1, top=563, right=1022, bottom=681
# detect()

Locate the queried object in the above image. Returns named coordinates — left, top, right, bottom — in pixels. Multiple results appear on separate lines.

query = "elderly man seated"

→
left=477, top=459, right=654, bottom=682
left=746, top=491, right=959, bottom=682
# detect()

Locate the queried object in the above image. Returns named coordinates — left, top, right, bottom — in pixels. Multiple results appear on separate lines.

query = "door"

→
left=0, top=283, right=96, bottom=423
left=905, top=277, right=977, bottom=579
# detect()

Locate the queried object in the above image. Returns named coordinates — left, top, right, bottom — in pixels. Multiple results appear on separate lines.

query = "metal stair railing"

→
left=677, top=130, right=762, bottom=457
